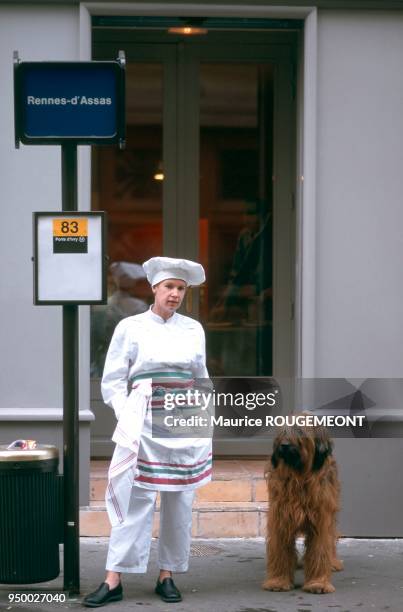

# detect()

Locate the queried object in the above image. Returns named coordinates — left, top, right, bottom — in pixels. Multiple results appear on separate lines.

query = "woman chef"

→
left=83, top=257, right=212, bottom=607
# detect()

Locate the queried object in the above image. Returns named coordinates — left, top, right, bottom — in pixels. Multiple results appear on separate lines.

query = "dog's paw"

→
left=262, top=578, right=293, bottom=591
left=331, top=558, right=344, bottom=571
left=302, top=580, right=335, bottom=594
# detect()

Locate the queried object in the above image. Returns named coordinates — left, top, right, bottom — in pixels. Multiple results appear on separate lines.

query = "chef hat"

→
left=110, top=261, right=146, bottom=282
left=142, top=256, right=205, bottom=287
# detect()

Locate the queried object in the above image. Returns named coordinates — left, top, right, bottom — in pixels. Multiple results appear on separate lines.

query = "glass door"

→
left=198, top=62, right=274, bottom=377
left=91, top=31, right=297, bottom=455
left=173, top=37, right=296, bottom=383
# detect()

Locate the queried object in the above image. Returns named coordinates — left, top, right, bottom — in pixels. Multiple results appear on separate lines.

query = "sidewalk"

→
left=1, top=538, right=402, bottom=612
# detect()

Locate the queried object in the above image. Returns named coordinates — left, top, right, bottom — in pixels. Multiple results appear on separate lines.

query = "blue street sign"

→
left=14, top=55, right=125, bottom=146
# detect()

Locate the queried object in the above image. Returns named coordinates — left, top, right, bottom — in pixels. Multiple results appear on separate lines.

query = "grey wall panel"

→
left=335, top=439, right=403, bottom=537
left=316, top=10, right=403, bottom=378
left=0, top=6, right=79, bottom=409
left=315, top=11, right=403, bottom=536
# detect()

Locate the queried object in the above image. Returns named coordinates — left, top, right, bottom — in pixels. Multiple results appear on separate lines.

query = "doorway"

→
left=90, top=26, right=298, bottom=455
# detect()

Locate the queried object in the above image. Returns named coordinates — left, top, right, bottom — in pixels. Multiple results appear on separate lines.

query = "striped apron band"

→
left=136, top=452, right=213, bottom=487
left=131, top=371, right=195, bottom=411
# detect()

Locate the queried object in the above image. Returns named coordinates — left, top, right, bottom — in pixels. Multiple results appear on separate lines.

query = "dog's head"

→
left=271, top=417, right=333, bottom=473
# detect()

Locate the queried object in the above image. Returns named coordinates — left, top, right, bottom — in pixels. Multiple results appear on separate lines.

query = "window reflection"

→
left=91, top=262, right=150, bottom=377
left=91, top=63, right=163, bottom=377
left=199, top=64, right=273, bottom=376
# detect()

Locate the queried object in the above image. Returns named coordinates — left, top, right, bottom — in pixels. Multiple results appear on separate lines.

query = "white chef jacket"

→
left=102, top=307, right=212, bottom=521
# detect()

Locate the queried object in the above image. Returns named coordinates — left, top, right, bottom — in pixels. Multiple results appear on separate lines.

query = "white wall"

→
left=316, top=10, right=403, bottom=377
left=0, top=6, right=79, bottom=409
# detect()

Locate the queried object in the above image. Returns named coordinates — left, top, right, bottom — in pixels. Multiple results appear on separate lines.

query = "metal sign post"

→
left=15, top=51, right=125, bottom=596
left=61, top=144, right=80, bottom=594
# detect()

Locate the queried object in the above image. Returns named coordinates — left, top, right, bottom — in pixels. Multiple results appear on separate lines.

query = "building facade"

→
left=1, top=0, right=403, bottom=533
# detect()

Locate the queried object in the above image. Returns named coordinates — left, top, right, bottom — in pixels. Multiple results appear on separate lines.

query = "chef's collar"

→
left=148, top=305, right=178, bottom=325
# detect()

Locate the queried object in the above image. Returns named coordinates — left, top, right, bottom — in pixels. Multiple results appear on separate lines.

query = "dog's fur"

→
left=262, top=417, right=342, bottom=594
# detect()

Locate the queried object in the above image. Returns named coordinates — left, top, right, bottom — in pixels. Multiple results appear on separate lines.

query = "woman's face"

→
left=152, top=278, right=187, bottom=319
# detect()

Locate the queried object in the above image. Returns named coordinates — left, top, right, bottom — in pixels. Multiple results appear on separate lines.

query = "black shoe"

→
left=155, top=577, right=182, bottom=603
left=82, top=582, right=123, bottom=608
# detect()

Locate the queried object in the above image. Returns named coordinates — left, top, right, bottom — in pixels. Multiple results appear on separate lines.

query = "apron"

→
left=106, top=371, right=212, bottom=526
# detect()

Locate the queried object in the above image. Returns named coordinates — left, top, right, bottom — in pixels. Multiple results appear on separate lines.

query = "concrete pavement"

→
left=1, top=538, right=402, bottom=612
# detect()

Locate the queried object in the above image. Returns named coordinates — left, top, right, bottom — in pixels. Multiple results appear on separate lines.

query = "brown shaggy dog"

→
left=262, top=417, right=343, bottom=594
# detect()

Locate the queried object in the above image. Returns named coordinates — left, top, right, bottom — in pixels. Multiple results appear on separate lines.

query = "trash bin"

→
left=0, top=444, right=61, bottom=583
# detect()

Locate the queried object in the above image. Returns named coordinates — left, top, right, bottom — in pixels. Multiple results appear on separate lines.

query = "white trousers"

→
left=106, top=484, right=195, bottom=574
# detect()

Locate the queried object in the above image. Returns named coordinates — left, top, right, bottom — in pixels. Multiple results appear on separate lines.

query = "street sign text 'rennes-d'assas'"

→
left=14, top=51, right=125, bottom=147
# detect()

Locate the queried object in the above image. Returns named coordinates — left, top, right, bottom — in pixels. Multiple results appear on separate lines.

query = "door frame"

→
left=83, top=6, right=319, bottom=458
left=80, top=4, right=319, bottom=388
